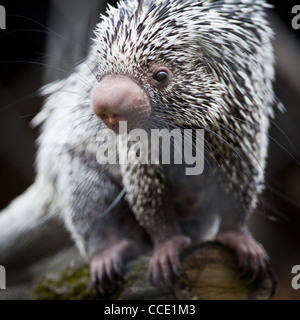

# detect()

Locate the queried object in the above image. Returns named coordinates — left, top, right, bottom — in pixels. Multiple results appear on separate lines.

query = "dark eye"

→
left=149, top=66, right=172, bottom=88
left=153, top=70, right=169, bottom=83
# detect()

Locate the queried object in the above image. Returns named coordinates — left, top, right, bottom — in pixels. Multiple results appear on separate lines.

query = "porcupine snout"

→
left=91, top=75, right=150, bottom=132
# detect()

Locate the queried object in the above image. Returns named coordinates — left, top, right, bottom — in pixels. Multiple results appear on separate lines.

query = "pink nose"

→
left=91, top=76, right=150, bottom=131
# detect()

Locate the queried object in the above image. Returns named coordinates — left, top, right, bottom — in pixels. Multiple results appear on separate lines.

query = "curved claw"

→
left=91, top=260, right=122, bottom=294
left=90, top=239, right=139, bottom=295
left=113, top=261, right=123, bottom=278
left=163, top=272, right=174, bottom=289
left=217, top=231, right=269, bottom=285
left=172, top=264, right=180, bottom=277
left=147, top=235, right=191, bottom=288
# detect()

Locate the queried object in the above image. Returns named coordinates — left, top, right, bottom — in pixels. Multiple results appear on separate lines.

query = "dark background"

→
left=0, top=1, right=299, bottom=299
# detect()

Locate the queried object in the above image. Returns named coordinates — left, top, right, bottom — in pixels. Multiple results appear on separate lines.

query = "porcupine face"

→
left=91, top=0, right=275, bottom=133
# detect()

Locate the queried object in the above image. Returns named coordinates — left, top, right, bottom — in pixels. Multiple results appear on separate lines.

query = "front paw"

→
left=147, top=235, right=191, bottom=287
left=216, top=231, right=269, bottom=284
left=90, top=239, right=139, bottom=294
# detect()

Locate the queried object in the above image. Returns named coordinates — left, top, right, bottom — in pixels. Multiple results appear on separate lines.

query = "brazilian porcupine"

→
left=0, top=0, right=283, bottom=292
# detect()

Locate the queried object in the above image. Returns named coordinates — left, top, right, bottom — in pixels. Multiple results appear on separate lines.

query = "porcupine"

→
left=0, top=0, right=283, bottom=292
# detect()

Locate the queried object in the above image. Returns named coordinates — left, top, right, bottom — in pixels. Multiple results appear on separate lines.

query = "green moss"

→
left=30, top=261, right=145, bottom=300
left=31, top=266, right=121, bottom=300
left=126, top=258, right=148, bottom=282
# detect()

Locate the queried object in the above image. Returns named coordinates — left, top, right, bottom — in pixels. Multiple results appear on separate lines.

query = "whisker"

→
left=266, top=184, right=300, bottom=209
left=6, top=14, right=90, bottom=54
left=0, top=91, right=41, bottom=113
left=220, top=112, right=299, bottom=165
left=0, top=60, right=93, bottom=88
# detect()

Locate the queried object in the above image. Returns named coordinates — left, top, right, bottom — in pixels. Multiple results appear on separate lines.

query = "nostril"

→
left=99, top=112, right=121, bottom=125
left=106, top=113, right=120, bottom=124
left=111, top=113, right=119, bottom=120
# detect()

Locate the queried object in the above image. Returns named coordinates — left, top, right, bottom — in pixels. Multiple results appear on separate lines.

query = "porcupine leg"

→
left=216, top=230, right=268, bottom=283
left=65, top=160, right=140, bottom=293
left=215, top=176, right=269, bottom=283
left=122, top=163, right=191, bottom=287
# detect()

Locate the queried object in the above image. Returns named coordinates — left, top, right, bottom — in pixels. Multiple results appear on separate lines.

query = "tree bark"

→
left=31, top=242, right=276, bottom=300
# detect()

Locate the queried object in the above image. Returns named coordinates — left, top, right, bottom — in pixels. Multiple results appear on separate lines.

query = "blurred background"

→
left=0, top=0, right=299, bottom=299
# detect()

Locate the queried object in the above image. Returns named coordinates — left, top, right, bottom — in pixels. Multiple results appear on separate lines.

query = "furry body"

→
left=0, top=0, right=283, bottom=289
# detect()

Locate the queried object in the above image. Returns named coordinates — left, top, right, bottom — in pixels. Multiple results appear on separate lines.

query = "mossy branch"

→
left=31, top=242, right=276, bottom=300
